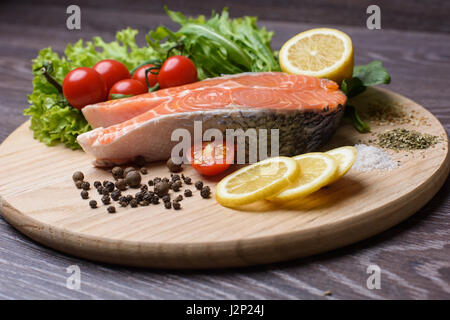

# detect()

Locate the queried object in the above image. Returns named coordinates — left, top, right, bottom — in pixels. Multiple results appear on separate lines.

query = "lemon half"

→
left=215, top=157, right=300, bottom=207
left=279, top=28, right=354, bottom=84
left=269, top=153, right=337, bottom=201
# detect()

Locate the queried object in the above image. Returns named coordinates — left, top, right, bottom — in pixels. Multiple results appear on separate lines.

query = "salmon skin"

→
left=78, top=72, right=347, bottom=166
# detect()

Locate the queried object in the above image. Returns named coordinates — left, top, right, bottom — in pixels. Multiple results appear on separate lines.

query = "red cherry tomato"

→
left=188, top=140, right=234, bottom=176
left=158, top=55, right=198, bottom=89
left=108, top=79, right=148, bottom=100
left=93, top=59, right=130, bottom=91
left=132, top=64, right=159, bottom=88
left=62, top=67, right=107, bottom=109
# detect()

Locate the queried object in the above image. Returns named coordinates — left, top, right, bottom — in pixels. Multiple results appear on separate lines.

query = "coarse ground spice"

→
left=377, top=128, right=440, bottom=150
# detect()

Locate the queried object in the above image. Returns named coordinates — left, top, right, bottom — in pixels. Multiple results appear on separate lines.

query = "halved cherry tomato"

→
left=62, top=67, right=107, bottom=109
left=108, top=79, right=147, bottom=100
left=158, top=55, right=198, bottom=89
left=93, top=59, right=130, bottom=91
left=132, top=64, right=159, bottom=88
left=188, top=140, right=234, bottom=176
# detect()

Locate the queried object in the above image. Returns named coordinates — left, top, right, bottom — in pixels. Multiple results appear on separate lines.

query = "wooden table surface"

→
left=0, top=1, right=449, bottom=299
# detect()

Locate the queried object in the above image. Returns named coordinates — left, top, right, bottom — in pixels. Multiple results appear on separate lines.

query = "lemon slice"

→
left=269, top=153, right=337, bottom=201
left=215, top=157, right=300, bottom=207
left=326, top=146, right=357, bottom=183
left=279, top=28, right=354, bottom=84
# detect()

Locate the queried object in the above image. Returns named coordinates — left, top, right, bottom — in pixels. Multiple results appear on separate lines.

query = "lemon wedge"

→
left=215, top=157, right=300, bottom=207
left=326, top=146, right=357, bottom=183
left=269, top=153, right=337, bottom=201
left=279, top=28, right=354, bottom=84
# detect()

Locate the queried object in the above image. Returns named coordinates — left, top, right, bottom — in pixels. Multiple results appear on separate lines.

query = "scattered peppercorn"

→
left=112, top=166, right=124, bottom=179
left=154, top=181, right=170, bottom=197
left=107, top=206, right=116, bottom=214
left=126, top=195, right=133, bottom=202
left=135, top=191, right=144, bottom=202
left=164, top=201, right=172, bottom=209
left=102, top=188, right=110, bottom=196
left=200, top=186, right=211, bottom=199
left=153, top=177, right=162, bottom=184
left=119, top=200, right=128, bottom=207
left=172, top=180, right=182, bottom=192
left=195, top=181, right=203, bottom=190
left=126, top=171, right=141, bottom=188
left=168, top=181, right=173, bottom=189
left=162, top=177, right=170, bottom=183
left=140, top=167, right=148, bottom=175
left=166, top=158, right=183, bottom=173
left=171, top=174, right=181, bottom=182
left=172, top=201, right=181, bottom=210
left=80, top=190, right=89, bottom=199
left=103, top=180, right=110, bottom=187
left=182, top=174, right=192, bottom=184
left=140, top=184, right=148, bottom=191
left=75, top=180, right=83, bottom=189
left=111, top=190, right=121, bottom=201
left=140, top=200, right=150, bottom=206
left=124, top=167, right=136, bottom=176
left=89, top=200, right=97, bottom=209
left=162, top=194, right=171, bottom=203
left=104, top=181, right=115, bottom=192
left=93, top=181, right=102, bottom=188
left=81, top=181, right=90, bottom=190
left=72, top=171, right=84, bottom=182
left=101, top=195, right=111, bottom=205
left=130, top=199, right=138, bottom=207
left=152, top=196, right=160, bottom=204
left=97, top=186, right=104, bottom=195
left=148, top=180, right=154, bottom=186
left=174, top=195, right=183, bottom=202
left=184, top=189, right=193, bottom=197
left=115, top=179, right=127, bottom=191
left=143, top=192, right=153, bottom=202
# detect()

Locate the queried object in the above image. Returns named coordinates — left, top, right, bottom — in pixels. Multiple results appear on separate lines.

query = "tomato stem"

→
left=34, top=61, right=63, bottom=94
left=166, top=43, right=184, bottom=60
left=130, top=59, right=162, bottom=75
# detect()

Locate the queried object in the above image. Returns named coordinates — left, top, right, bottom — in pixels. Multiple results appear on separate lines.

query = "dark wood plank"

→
left=0, top=2, right=449, bottom=299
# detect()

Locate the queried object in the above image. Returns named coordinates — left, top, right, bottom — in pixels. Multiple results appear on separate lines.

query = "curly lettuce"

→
left=24, top=28, right=160, bottom=149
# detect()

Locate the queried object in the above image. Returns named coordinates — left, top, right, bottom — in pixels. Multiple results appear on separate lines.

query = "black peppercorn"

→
left=148, top=180, right=154, bottom=186
left=107, top=206, right=116, bottom=214
left=153, top=177, right=161, bottom=184
left=103, top=180, right=111, bottom=187
left=101, top=195, right=111, bottom=205
left=97, top=186, right=104, bottom=195
left=154, top=181, right=169, bottom=197
left=93, top=181, right=101, bottom=188
left=135, top=191, right=144, bottom=202
left=126, top=171, right=141, bottom=188
left=130, top=199, right=138, bottom=208
left=175, top=195, right=183, bottom=202
left=166, top=158, right=182, bottom=173
left=164, top=201, right=172, bottom=209
left=184, top=189, right=193, bottom=197
left=81, top=190, right=89, bottom=199
left=172, top=201, right=181, bottom=210
left=104, top=182, right=114, bottom=193
left=140, top=184, right=148, bottom=191
left=89, top=200, right=97, bottom=208
left=126, top=195, right=133, bottom=202
left=140, top=200, right=150, bottom=206
left=172, top=180, right=182, bottom=192
left=140, top=167, right=148, bottom=175
left=115, top=179, right=127, bottom=191
left=102, top=188, right=110, bottom=196
left=111, top=190, right=121, bottom=201
left=151, top=196, right=160, bottom=204
left=143, top=192, right=153, bottom=202
left=72, top=171, right=84, bottom=182
left=171, top=174, right=181, bottom=182
left=182, top=176, right=192, bottom=185
left=75, top=180, right=83, bottom=189
left=162, top=194, right=171, bottom=203
left=124, top=167, right=136, bottom=176
left=112, top=166, right=124, bottom=179
left=200, top=186, right=211, bottom=199
left=195, top=181, right=203, bottom=190
left=162, top=177, right=169, bottom=183
left=81, top=181, right=90, bottom=190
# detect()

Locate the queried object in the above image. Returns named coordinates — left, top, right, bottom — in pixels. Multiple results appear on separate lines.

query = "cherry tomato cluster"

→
left=62, top=56, right=198, bottom=110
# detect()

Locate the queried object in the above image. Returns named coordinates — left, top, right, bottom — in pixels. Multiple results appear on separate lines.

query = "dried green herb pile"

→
left=377, top=128, right=440, bottom=150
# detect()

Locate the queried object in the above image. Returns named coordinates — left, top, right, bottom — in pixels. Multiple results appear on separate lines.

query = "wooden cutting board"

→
left=0, top=87, right=448, bottom=269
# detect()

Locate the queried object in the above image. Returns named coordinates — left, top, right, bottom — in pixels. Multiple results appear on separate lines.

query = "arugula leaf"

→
left=340, top=77, right=366, bottom=99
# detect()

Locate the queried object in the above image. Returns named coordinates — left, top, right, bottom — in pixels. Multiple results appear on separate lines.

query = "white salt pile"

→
left=353, top=144, right=398, bottom=171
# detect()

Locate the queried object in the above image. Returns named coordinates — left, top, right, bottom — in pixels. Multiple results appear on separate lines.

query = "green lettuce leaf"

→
left=24, top=29, right=160, bottom=149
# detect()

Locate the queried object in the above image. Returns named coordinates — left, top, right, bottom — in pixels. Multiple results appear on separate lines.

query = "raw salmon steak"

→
left=78, top=72, right=347, bottom=166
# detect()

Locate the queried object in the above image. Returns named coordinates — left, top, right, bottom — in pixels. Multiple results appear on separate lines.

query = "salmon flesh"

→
left=78, top=72, right=347, bottom=166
